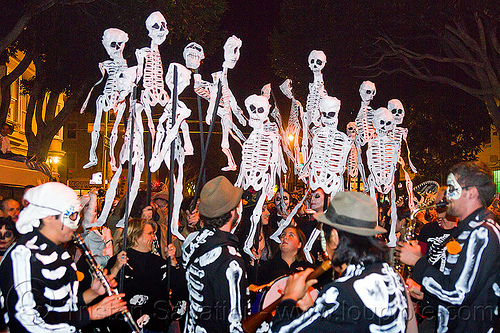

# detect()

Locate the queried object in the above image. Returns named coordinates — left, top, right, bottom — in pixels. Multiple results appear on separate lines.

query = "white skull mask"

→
left=183, top=42, right=205, bottom=70
left=373, top=107, right=395, bottom=138
left=146, top=11, right=168, bottom=46
left=279, top=79, right=293, bottom=99
left=245, top=94, right=270, bottom=129
left=165, top=63, right=192, bottom=95
left=223, top=35, right=242, bottom=69
left=319, top=96, right=341, bottom=128
left=387, top=99, right=405, bottom=125
left=102, top=28, right=129, bottom=61
left=359, top=81, right=376, bottom=103
left=346, top=122, right=357, bottom=139
left=308, top=50, right=326, bottom=73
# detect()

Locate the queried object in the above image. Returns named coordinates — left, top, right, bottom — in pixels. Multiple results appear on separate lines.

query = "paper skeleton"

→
left=301, top=96, right=351, bottom=196
left=346, top=122, right=358, bottom=180
left=235, top=94, right=287, bottom=258
left=280, top=79, right=305, bottom=173
left=388, top=99, right=417, bottom=210
left=366, top=107, right=400, bottom=246
left=135, top=11, right=170, bottom=143
left=305, top=50, right=328, bottom=130
left=81, top=28, right=129, bottom=169
left=193, top=36, right=247, bottom=171
left=354, top=80, right=377, bottom=190
left=183, top=42, right=205, bottom=70
left=150, top=63, right=193, bottom=240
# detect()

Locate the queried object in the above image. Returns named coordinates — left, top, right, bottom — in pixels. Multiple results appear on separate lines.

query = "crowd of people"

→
left=0, top=160, right=499, bottom=333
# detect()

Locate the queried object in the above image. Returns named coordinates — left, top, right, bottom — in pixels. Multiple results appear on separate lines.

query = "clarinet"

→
left=74, top=234, right=141, bottom=333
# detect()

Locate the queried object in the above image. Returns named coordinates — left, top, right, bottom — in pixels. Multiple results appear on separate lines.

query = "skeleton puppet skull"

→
left=245, top=94, right=270, bottom=129
left=373, top=107, right=395, bottom=138
left=346, top=122, right=357, bottom=139
left=223, top=35, right=242, bottom=69
left=308, top=50, right=326, bottom=73
left=359, top=81, right=376, bottom=103
left=279, top=79, right=293, bottom=99
left=387, top=99, right=405, bottom=125
left=102, top=28, right=129, bottom=61
left=165, top=63, right=192, bottom=95
left=146, top=11, right=168, bottom=46
left=319, top=96, right=340, bottom=128
left=183, top=42, right=205, bottom=70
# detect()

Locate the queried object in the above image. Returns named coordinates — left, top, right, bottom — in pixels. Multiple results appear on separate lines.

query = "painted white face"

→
left=359, top=81, right=376, bottom=102
left=373, top=107, right=395, bottom=137
left=319, top=96, right=340, bottom=128
left=183, top=42, right=205, bottom=70
left=387, top=99, right=405, bottom=125
left=308, top=50, right=326, bottom=73
left=245, top=94, right=270, bottom=129
left=279, top=79, right=293, bottom=99
left=165, top=63, right=192, bottom=95
left=61, top=199, right=82, bottom=230
left=223, top=35, right=242, bottom=69
left=446, top=173, right=463, bottom=201
left=102, top=28, right=129, bottom=61
left=146, top=11, right=168, bottom=46
left=346, top=122, right=357, bottom=139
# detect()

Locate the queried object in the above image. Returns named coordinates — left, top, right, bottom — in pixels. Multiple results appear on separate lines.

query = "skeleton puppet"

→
left=193, top=36, right=247, bottom=171
left=81, top=28, right=129, bottom=169
left=183, top=42, right=205, bottom=70
left=346, top=122, right=359, bottom=182
left=388, top=99, right=417, bottom=210
left=150, top=63, right=193, bottom=240
left=280, top=79, right=305, bottom=173
left=305, top=50, right=328, bottom=131
left=366, top=107, right=400, bottom=246
left=235, top=95, right=287, bottom=258
left=135, top=11, right=170, bottom=143
left=354, top=80, right=377, bottom=190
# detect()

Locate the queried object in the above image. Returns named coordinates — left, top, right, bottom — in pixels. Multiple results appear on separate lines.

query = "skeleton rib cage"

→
left=238, top=131, right=275, bottom=193
left=367, top=138, right=400, bottom=194
left=100, top=60, right=126, bottom=111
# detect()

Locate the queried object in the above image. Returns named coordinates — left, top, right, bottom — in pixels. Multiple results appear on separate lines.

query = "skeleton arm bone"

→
left=81, top=62, right=107, bottom=113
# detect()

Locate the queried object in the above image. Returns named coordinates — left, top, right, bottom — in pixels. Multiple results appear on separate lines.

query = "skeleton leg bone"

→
left=109, top=102, right=126, bottom=172
left=244, top=190, right=267, bottom=258
left=83, top=100, right=104, bottom=169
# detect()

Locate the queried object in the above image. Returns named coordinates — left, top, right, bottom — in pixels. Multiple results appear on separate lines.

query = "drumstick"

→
left=242, top=260, right=332, bottom=333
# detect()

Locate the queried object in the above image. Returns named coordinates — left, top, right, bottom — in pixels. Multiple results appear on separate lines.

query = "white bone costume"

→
left=135, top=11, right=170, bottom=143
left=280, top=79, right=305, bottom=173
left=235, top=95, right=287, bottom=258
left=354, top=81, right=377, bottom=190
left=305, top=50, right=328, bottom=130
left=150, top=63, right=193, bottom=240
left=81, top=28, right=129, bottom=169
left=193, top=36, right=247, bottom=171
left=366, top=107, right=400, bottom=246
left=301, top=96, right=351, bottom=196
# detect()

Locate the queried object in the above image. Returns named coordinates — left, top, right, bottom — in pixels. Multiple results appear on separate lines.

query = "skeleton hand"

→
left=193, top=74, right=202, bottom=88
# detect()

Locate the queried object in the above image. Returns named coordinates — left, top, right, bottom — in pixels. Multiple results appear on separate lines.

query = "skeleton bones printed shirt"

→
left=271, top=262, right=408, bottom=333
left=182, top=227, right=249, bottom=333
left=0, top=229, right=89, bottom=333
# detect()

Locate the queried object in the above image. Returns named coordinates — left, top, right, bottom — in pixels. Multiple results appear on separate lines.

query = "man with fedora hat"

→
left=182, top=176, right=248, bottom=333
left=0, top=182, right=127, bottom=333
left=271, top=191, right=412, bottom=333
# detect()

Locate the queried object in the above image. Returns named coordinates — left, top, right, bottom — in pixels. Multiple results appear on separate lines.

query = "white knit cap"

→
left=17, top=182, right=82, bottom=234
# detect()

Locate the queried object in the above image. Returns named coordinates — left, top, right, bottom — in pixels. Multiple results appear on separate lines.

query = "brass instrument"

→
left=242, top=260, right=332, bottom=333
left=395, top=201, right=448, bottom=279
left=74, top=234, right=141, bottom=333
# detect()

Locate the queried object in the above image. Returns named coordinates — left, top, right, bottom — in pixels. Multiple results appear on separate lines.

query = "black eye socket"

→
left=233, top=47, right=238, bottom=54
left=310, top=59, right=315, bottom=64
left=366, top=90, right=372, bottom=94
left=110, top=42, right=117, bottom=48
left=380, top=120, right=385, bottom=125
left=152, top=23, right=160, bottom=29
left=387, top=121, right=392, bottom=126
left=250, top=105, right=256, bottom=112
left=257, top=107, right=265, bottom=114
left=195, top=46, right=201, bottom=52
left=316, top=60, right=323, bottom=65
left=391, top=109, right=397, bottom=114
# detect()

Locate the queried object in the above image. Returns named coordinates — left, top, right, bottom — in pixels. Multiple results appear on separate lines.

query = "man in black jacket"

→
left=182, top=176, right=248, bottom=333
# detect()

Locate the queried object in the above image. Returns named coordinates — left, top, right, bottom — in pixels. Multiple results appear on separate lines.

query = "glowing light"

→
left=288, top=134, right=294, bottom=141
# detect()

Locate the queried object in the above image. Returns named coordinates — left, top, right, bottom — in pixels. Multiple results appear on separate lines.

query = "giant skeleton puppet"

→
left=280, top=79, right=305, bottom=173
left=135, top=11, right=170, bottom=143
left=305, top=51, right=328, bottom=146
left=346, top=122, right=359, bottom=190
left=299, top=96, right=352, bottom=262
left=150, top=63, right=193, bottom=240
left=366, top=107, right=400, bottom=247
left=193, top=36, right=247, bottom=171
left=388, top=99, right=417, bottom=210
left=235, top=94, right=287, bottom=258
left=354, top=81, right=377, bottom=190
left=81, top=28, right=129, bottom=169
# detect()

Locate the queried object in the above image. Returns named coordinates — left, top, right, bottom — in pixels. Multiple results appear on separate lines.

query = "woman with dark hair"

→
left=0, top=216, right=18, bottom=261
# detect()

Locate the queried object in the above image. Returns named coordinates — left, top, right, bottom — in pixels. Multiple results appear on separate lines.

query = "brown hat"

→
left=314, top=191, right=386, bottom=236
left=152, top=190, right=169, bottom=201
left=199, top=176, right=243, bottom=218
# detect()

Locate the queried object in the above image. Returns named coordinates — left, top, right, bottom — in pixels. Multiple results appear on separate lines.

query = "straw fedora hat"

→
left=314, top=191, right=386, bottom=236
left=199, top=176, right=243, bottom=218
